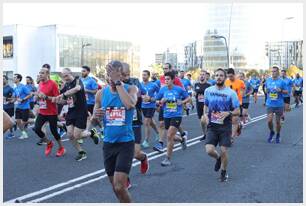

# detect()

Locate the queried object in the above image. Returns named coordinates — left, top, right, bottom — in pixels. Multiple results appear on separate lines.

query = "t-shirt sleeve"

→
left=155, top=80, right=161, bottom=88
left=231, top=91, right=240, bottom=109
left=53, top=82, right=60, bottom=96
left=204, top=90, right=209, bottom=106
left=180, top=87, right=189, bottom=99
left=23, top=86, right=31, bottom=95
left=91, top=79, right=98, bottom=90
left=155, top=88, right=164, bottom=100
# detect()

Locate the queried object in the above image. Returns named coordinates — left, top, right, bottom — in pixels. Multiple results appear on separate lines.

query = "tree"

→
left=246, top=69, right=260, bottom=78
left=151, top=64, right=164, bottom=76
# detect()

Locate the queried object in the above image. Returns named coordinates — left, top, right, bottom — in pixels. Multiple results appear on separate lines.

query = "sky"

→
left=3, top=3, right=303, bottom=68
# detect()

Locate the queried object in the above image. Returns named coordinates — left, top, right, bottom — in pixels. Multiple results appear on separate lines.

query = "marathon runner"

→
left=155, top=71, right=190, bottom=166
left=55, top=68, right=99, bottom=161
left=92, top=61, right=137, bottom=203
left=280, top=69, right=293, bottom=122
left=239, top=72, right=253, bottom=125
left=194, top=70, right=211, bottom=141
left=206, top=72, right=216, bottom=85
left=262, top=74, right=268, bottom=106
left=153, top=63, right=188, bottom=153
left=3, top=75, right=15, bottom=139
left=25, top=76, right=37, bottom=127
left=203, top=68, right=240, bottom=182
left=141, top=70, right=160, bottom=148
left=293, top=73, right=303, bottom=108
left=249, top=74, right=261, bottom=104
left=13, top=73, right=32, bottom=139
left=225, top=68, right=245, bottom=143
left=179, top=70, right=194, bottom=115
left=265, top=66, right=288, bottom=143
left=33, top=68, right=65, bottom=157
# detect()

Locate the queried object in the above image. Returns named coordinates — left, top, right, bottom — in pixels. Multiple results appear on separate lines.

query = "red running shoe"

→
left=45, top=141, right=54, bottom=156
left=56, top=147, right=66, bottom=157
left=140, top=154, right=149, bottom=174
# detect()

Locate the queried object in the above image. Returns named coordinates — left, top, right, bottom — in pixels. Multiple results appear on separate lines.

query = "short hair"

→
left=281, top=69, right=286, bottom=72
left=14, top=73, right=22, bottom=82
left=26, top=76, right=33, bottom=82
left=42, top=64, right=51, bottom=70
left=109, top=60, right=123, bottom=71
left=272, top=65, right=279, bottom=71
left=206, top=72, right=211, bottom=76
left=215, top=68, right=227, bottom=77
left=143, top=70, right=150, bottom=76
left=3, top=75, right=8, bottom=80
left=187, top=74, right=191, bottom=77
left=164, top=71, right=175, bottom=80
left=82, top=65, right=90, bottom=72
left=164, top=63, right=172, bottom=69
left=239, top=72, right=245, bottom=77
left=121, top=62, right=130, bottom=72
left=63, top=68, right=72, bottom=73
left=227, top=68, right=235, bottom=75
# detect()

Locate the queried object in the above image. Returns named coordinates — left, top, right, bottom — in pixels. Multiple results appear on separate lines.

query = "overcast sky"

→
left=3, top=3, right=303, bottom=68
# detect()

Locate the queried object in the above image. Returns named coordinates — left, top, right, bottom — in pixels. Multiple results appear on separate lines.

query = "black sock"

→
left=221, top=169, right=226, bottom=176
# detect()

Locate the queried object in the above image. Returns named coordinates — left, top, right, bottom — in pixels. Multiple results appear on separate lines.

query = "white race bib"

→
left=105, top=107, right=126, bottom=126
left=39, top=99, right=47, bottom=109
left=210, top=112, right=224, bottom=125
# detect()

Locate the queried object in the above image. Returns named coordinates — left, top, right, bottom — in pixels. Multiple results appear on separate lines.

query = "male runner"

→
left=204, top=68, right=240, bottom=182
left=249, top=74, right=261, bottom=103
left=33, top=68, right=65, bottom=157
left=239, top=72, right=253, bottom=124
left=280, top=69, right=293, bottom=122
left=194, top=70, right=211, bottom=141
left=265, top=66, right=288, bottom=143
left=155, top=71, right=190, bottom=166
left=206, top=72, right=216, bottom=85
left=141, top=70, right=160, bottom=148
left=3, top=75, right=15, bottom=139
left=179, top=70, right=193, bottom=115
left=293, top=73, right=303, bottom=107
left=92, top=60, right=137, bottom=203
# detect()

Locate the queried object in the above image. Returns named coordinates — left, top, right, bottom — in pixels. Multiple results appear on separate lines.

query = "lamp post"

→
left=211, top=35, right=229, bottom=68
left=80, top=42, right=92, bottom=66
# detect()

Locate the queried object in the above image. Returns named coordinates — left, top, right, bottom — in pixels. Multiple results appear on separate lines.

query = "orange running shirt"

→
left=225, top=79, right=245, bottom=105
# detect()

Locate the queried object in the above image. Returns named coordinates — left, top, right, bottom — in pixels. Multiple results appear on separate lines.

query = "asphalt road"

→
left=3, top=96, right=303, bottom=203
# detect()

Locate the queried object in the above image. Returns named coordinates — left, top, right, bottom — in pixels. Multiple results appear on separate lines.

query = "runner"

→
left=203, top=68, right=240, bottom=182
left=92, top=61, right=137, bottom=203
left=280, top=69, right=293, bottom=122
left=141, top=70, right=160, bottom=148
left=151, top=72, right=159, bottom=83
left=153, top=63, right=188, bottom=153
left=194, top=70, right=211, bottom=141
left=33, top=68, right=65, bottom=157
left=121, top=63, right=149, bottom=179
left=55, top=68, right=100, bottom=161
left=265, top=66, right=288, bottom=143
left=3, top=75, right=15, bottom=139
left=225, top=68, right=245, bottom=143
left=179, top=70, right=193, bottom=115
left=239, top=72, right=253, bottom=125
left=206, top=72, right=216, bottom=85
left=249, top=74, right=261, bottom=104
left=155, top=71, right=190, bottom=166
left=262, top=74, right=268, bottom=106
left=293, top=73, right=303, bottom=108
left=13, top=73, right=32, bottom=139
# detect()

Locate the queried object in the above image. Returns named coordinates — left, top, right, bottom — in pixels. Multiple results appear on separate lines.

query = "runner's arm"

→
left=116, top=84, right=137, bottom=110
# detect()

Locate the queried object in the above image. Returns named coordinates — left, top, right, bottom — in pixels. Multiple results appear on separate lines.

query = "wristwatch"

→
left=115, top=80, right=122, bottom=86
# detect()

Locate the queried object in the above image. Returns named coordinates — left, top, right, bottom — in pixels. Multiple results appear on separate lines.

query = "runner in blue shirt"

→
left=25, top=76, right=37, bottom=127
left=13, top=73, right=32, bottom=139
left=293, top=73, right=303, bottom=107
left=155, top=71, right=190, bottom=167
left=206, top=72, right=216, bottom=85
left=239, top=72, right=253, bottom=124
left=249, top=74, right=261, bottom=104
left=203, top=68, right=240, bottom=182
left=92, top=61, right=137, bottom=203
left=179, top=70, right=194, bottom=115
left=265, top=66, right=288, bottom=144
left=141, top=70, right=160, bottom=148
left=3, top=75, right=15, bottom=139
left=280, top=69, right=293, bottom=122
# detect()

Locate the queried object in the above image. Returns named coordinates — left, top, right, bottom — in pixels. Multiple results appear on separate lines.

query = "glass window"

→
left=3, top=36, right=13, bottom=58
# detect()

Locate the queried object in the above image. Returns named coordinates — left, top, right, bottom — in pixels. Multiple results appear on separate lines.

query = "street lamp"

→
left=81, top=42, right=92, bottom=66
left=211, top=35, right=229, bottom=68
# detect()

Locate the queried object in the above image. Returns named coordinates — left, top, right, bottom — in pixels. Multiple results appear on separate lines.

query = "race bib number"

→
left=210, top=112, right=224, bottom=125
left=133, top=109, right=138, bottom=121
left=105, top=107, right=126, bottom=126
left=198, top=94, right=204, bottom=103
left=269, top=92, right=278, bottom=100
left=39, top=99, right=47, bottom=109
left=166, top=102, right=177, bottom=112
left=67, top=97, right=75, bottom=108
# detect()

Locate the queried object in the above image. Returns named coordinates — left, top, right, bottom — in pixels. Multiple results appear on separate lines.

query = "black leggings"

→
left=34, top=114, right=61, bottom=140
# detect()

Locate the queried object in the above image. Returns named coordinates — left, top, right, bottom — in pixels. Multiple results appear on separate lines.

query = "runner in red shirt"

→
left=33, top=68, right=65, bottom=157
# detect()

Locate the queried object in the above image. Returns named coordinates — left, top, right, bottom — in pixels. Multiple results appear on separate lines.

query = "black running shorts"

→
left=66, top=115, right=87, bottom=130
left=4, top=108, right=14, bottom=117
left=15, top=108, right=29, bottom=122
left=196, top=102, right=204, bottom=119
left=158, top=107, right=164, bottom=121
left=283, top=97, right=290, bottom=104
left=133, top=126, right=142, bottom=144
left=87, top=104, right=94, bottom=115
left=142, top=108, right=156, bottom=118
left=205, top=124, right=232, bottom=147
left=164, top=117, right=182, bottom=130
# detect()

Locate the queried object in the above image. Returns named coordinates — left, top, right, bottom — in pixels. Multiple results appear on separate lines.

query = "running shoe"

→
left=267, top=131, right=275, bottom=143
left=56, top=147, right=66, bottom=157
left=18, top=131, right=28, bottom=139
left=6, top=133, right=15, bottom=140
left=77, top=139, right=84, bottom=144
left=75, top=151, right=87, bottom=161
left=199, top=135, right=206, bottom=141
left=181, top=136, right=187, bottom=150
left=153, top=142, right=164, bottom=153
left=140, top=154, right=149, bottom=174
left=58, top=128, right=66, bottom=138
left=161, top=157, right=171, bottom=167
left=214, top=156, right=221, bottom=172
left=141, top=140, right=150, bottom=149
left=220, top=170, right=228, bottom=182
left=37, top=138, right=47, bottom=146
left=90, top=128, right=100, bottom=145
left=126, top=177, right=132, bottom=190
left=275, top=133, right=281, bottom=144
left=45, top=141, right=54, bottom=156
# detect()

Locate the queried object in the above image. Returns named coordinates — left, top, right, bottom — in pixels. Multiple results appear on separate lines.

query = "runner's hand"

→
left=142, top=95, right=151, bottom=102
left=218, top=111, right=230, bottom=120
left=106, top=64, right=121, bottom=82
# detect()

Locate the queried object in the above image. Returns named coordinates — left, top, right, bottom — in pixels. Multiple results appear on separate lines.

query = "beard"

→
left=216, top=80, right=225, bottom=86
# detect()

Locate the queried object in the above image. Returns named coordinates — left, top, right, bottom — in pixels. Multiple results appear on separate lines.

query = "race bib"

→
left=166, top=102, right=177, bottom=112
left=269, top=92, right=278, bottom=100
left=198, top=94, right=204, bottom=103
left=67, top=97, right=75, bottom=108
left=39, top=99, right=47, bottom=109
left=210, top=112, right=224, bottom=125
left=133, top=109, right=138, bottom=121
left=105, top=107, right=126, bottom=126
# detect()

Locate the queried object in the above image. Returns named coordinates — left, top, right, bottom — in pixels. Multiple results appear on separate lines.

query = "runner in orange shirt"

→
left=225, top=68, right=245, bottom=143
